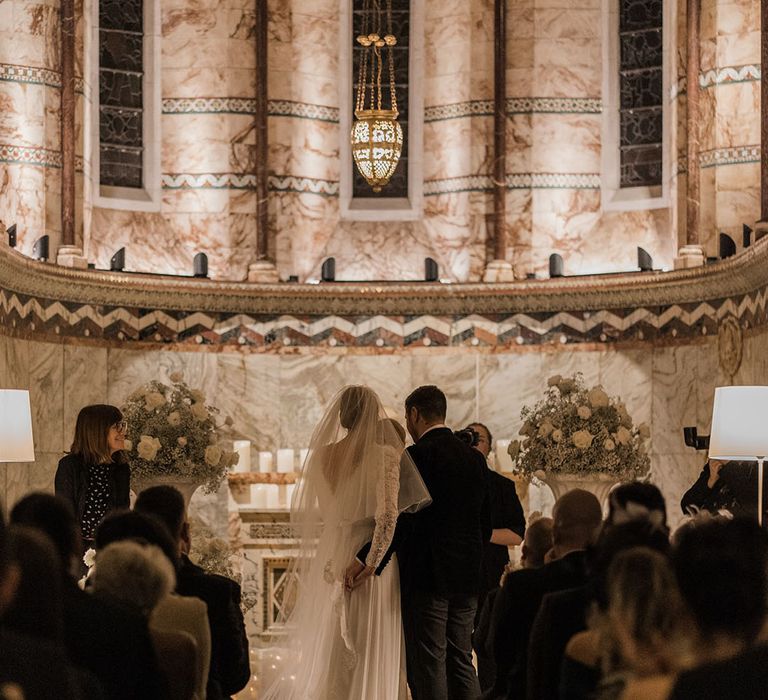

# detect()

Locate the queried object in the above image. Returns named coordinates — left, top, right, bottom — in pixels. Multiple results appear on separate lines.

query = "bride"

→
left=262, top=386, right=431, bottom=699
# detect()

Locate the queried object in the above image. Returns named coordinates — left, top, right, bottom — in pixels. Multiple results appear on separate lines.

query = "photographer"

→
left=681, top=459, right=767, bottom=521
left=460, top=422, right=526, bottom=691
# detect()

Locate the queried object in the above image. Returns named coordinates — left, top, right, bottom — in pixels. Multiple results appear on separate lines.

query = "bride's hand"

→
left=344, top=560, right=375, bottom=591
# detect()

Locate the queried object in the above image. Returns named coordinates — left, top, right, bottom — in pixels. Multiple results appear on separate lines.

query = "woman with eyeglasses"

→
left=55, top=404, right=131, bottom=556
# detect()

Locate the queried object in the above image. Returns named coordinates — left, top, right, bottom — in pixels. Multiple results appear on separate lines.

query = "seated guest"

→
left=466, top=422, right=526, bottom=692
left=474, top=516, right=552, bottom=691
left=526, top=482, right=670, bottom=700
left=134, top=486, right=251, bottom=699
left=94, top=510, right=211, bottom=700
left=4, top=526, right=65, bottom=643
left=623, top=517, right=768, bottom=700
left=11, top=493, right=165, bottom=700
left=681, top=459, right=764, bottom=520
left=93, top=541, right=195, bottom=700
left=561, top=546, right=684, bottom=700
left=487, top=489, right=603, bottom=700
left=55, top=405, right=131, bottom=559
left=0, top=509, right=86, bottom=700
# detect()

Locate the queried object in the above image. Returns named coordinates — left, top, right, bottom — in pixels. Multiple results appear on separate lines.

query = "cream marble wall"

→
left=0, top=0, right=63, bottom=255
left=3, top=331, right=767, bottom=528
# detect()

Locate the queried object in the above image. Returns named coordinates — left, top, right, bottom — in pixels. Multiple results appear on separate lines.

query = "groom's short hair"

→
left=406, top=386, right=447, bottom=422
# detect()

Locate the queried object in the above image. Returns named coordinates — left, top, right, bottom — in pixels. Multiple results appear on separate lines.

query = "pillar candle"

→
left=233, top=440, right=251, bottom=473
left=258, top=451, right=274, bottom=473
left=277, top=449, right=294, bottom=473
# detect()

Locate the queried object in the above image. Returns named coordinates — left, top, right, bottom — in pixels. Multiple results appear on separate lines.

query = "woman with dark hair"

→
left=55, top=404, right=131, bottom=554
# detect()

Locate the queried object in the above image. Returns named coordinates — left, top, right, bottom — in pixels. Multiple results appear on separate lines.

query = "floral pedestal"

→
left=538, top=472, right=622, bottom=509
left=131, top=474, right=205, bottom=506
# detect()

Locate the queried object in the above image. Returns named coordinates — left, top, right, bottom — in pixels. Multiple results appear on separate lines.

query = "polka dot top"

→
left=80, top=464, right=112, bottom=541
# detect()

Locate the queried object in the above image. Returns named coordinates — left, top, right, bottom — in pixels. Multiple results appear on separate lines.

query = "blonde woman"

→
left=55, top=405, right=131, bottom=554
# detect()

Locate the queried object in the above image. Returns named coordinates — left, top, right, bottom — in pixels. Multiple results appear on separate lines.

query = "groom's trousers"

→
left=403, top=589, right=481, bottom=700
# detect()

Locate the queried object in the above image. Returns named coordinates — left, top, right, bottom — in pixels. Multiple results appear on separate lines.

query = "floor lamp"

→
left=708, top=386, right=768, bottom=526
left=0, top=390, right=35, bottom=464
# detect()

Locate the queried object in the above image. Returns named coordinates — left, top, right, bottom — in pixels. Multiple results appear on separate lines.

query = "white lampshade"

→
left=0, top=390, right=35, bottom=462
left=709, top=386, right=768, bottom=460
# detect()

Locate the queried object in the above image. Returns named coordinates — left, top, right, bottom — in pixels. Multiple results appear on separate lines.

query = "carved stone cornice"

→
left=2, top=239, right=768, bottom=316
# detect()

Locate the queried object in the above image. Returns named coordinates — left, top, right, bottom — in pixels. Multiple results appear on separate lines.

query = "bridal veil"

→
left=261, top=385, right=431, bottom=699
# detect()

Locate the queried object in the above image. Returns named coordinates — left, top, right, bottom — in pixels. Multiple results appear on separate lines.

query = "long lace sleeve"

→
left=365, top=447, right=401, bottom=569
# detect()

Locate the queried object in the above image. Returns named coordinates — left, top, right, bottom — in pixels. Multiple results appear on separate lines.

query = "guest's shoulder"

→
left=57, top=453, right=80, bottom=469
left=621, top=674, right=673, bottom=700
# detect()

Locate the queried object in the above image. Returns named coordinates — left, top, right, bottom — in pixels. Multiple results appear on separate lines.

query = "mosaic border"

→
left=424, top=172, right=601, bottom=195
left=0, top=63, right=85, bottom=93
left=1, top=285, right=766, bottom=349
left=0, top=144, right=62, bottom=168
left=161, top=98, right=341, bottom=123
left=700, top=64, right=760, bottom=89
left=161, top=173, right=257, bottom=189
left=700, top=145, right=760, bottom=169
left=424, top=97, right=602, bottom=122
left=268, top=175, right=339, bottom=196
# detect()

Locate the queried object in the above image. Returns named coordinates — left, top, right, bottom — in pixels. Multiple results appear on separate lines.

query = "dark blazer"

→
left=490, top=550, right=589, bottom=699
left=669, top=644, right=768, bottom=700
left=63, top=578, right=166, bottom=700
left=0, top=626, right=88, bottom=700
left=481, top=470, right=525, bottom=596
left=526, top=585, right=592, bottom=700
left=54, top=454, right=130, bottom=527
left=398, top=427, right=492, bottom=597
left=681, top=460, right=764, bottom=520
left=357, top=427, right=492, bottom=596
left=176, top=555, right=250, bottom=699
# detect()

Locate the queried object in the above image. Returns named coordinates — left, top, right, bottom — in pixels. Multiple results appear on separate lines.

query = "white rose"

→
left=83, top=548, right=96, bottom=568
left=190, top=390, right=205, bottom=403
left=587, top=387, right=609, bottom=408
left=169, top=371, right=184, bottom=383
left=572, top=430, right=594, bottom=450
left=224, top=415, right=234, bottom=427
left=204, top=445, right=222, bottom=467
left=577, top=405, right=592, bottom=420
left=190, top=402, right=209, bottom=422
left=551, top=429, right=563, bottom=443
left=144, top=391, right=166, bottom=410
left=123, top=439, right=133, bottom=451
left=227, top=451, right=240, bottom=467
left=615, top=426, right=632, bottom=445
left=547, top=375, right=563, bottom=387
left=603, top=438, right=616, bottom=452
left=167, top=411, right=182, bottom=427
left=538, top=420, right=554, bottom=438
left=519, top=421, right=533, bottom=436
left=557, top=379, right=577, bottom=394
left=616, top=403, right=633, bottom=428
left=638, top=423, right=651, bottom=439
left=507, top=440, right=521, bottom=459
left=177, top=436, right=188, bottom=447
left=137, top=435, right=161, bottom=461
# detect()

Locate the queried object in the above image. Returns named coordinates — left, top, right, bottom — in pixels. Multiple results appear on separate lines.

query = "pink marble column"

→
left=676, top=0, right=705, bottom=267
left=483, top=0, right=514, bottom=282
left=248, top=0, right=279, bottom=282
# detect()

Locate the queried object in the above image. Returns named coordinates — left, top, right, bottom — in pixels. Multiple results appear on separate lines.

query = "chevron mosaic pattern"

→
left=424, top=173, right=601, bottom=195
left=700, top=146, right=760, bottom=169
left=161, top=98, right=340, bottom=122
left=2, top=285, right=765, bottom=349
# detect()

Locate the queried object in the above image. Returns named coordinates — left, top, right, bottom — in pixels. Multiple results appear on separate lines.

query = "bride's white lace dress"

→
left=261, top=387, right=430, bottom=700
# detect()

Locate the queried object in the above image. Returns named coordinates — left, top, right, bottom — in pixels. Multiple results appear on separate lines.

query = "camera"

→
left=454, top=427, right=479, bottom=448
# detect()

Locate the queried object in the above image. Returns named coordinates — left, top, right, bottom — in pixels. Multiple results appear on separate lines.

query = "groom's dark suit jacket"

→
left=360, top=427, right=492, bottom=597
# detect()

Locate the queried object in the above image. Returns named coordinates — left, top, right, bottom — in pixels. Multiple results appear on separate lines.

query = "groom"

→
left=352, top=385, right=491, bottom=700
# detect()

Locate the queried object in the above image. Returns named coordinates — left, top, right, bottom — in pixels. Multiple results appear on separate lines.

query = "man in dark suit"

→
left=351, top=385, right=492, bottom=700
left=488, top=489, right=602, bottom=700
left=134, top=486, right=250, bottom=700
left=10, top=493, right=166, bottom=700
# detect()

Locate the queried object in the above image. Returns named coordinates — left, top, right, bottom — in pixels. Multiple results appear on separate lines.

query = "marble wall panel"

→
left=410, top=351, right=478, bottom=428
left=217, top=353, right=281, bottom=451
left=62, top=345, right=109, bottom=447
left=28, top=341, right=64, bottom=453
left=106, top=348, right=219, bottom=410
left=530, top=114, right=600, bottom=173
left=714, top=82, right=760, bottom=149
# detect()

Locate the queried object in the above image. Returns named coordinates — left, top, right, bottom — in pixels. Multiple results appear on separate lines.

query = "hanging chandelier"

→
left=351, top=0, right=403, bottom=193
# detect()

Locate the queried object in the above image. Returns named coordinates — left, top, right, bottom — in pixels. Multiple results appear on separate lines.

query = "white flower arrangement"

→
left=507, top=373, right=650, bottom=479
left=121, top=374, right=239, bottom=493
